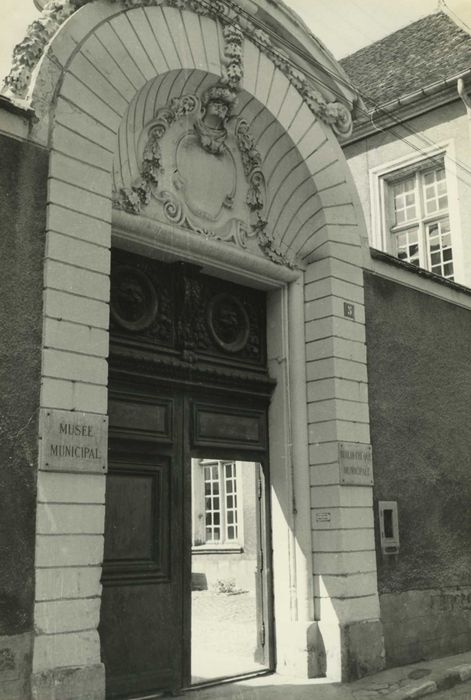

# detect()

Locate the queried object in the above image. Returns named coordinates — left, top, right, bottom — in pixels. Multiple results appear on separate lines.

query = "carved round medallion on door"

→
left=207, top=293, right=250, bottom=353
left=110, top=266, right=158, bottom=332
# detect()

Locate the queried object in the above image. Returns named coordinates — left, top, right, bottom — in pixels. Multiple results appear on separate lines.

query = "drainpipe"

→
left=287, top=275, right=315, bottom=623
left=458, top=78, right=471, bottom=118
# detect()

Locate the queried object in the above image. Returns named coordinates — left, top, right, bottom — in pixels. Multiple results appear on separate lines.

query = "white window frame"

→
left=369, top=140, right=464, bottom=284
left=191, top=459, right=244, bottom=551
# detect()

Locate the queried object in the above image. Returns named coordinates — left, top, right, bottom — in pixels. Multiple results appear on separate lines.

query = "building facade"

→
left=1, top=3, right=471, bottom=700
left=341, top=11, right=471, bottom=668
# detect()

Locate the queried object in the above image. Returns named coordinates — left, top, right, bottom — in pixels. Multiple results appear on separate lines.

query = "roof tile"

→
left=340, top=12, right=471, bottom=108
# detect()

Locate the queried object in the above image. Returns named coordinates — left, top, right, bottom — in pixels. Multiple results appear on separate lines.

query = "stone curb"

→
left=388, top=663, right=471, bottom=699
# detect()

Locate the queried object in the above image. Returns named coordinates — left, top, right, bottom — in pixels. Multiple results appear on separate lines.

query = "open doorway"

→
left=191, top=459, right=269, bottom=685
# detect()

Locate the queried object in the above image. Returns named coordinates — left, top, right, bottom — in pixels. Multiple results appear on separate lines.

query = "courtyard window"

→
left=193, top=460, right=239, bottom=546
left=385, top=163, right=454, bottom=279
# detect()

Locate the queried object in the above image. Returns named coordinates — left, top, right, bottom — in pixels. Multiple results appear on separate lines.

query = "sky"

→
left=1, top=0, right=471, bottom=81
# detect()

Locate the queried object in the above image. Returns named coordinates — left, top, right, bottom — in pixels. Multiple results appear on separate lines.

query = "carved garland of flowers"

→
left=3, top=0, right=352, bottom=137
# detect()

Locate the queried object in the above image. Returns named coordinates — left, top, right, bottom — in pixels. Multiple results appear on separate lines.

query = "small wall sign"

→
left=315, top=512, right=332, bottom=523
left=339, top=442, right=373, bottom=486
left=343, top=302, right=355, bottom=320
left=39, top=409, right=108, bottom=474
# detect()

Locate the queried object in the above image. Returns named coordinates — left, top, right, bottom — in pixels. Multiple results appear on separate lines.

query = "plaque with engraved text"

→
left=39, top=409, right=108, bottom=474
left=339, top=442, right=373, bottom=486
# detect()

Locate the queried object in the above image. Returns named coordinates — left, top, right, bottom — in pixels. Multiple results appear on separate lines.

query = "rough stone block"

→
left=314, top=550, right=377, bottom=576
left=33, top=632, right=101, bottom=674
left=37, top=472, right=106, bottom=505
left=305, top=256, right=364, bottom=287
left=277, top=84, right=302, bottom=129
left=94, top=24, right=146, bottom=91
left=46, top=233, right=110, bottom=274
left=308, top=397, right=369, bottom=424
left=311, top=484, right=373, bottom=510
left=43, top=289, right=109, bottom=328
left=47, top=205, right=111, bottom=248
left=311, top=506, right=374, bottom=531
left=48, top=180, right=112, bottom=224
left=305, top=275, right=364, bottom=304
left=44, top=260, right=110, bottom=302
left=51, top=125, right=113, bottom=172
left=340, top=619, right=385, bottom=681
left=306, top=356, right=368, bottom=383
left=318, top=572, right=379, bottom=599
left=43, top=319, right=109, bottom=358
left=72, top=383, right=108, bottom=414
left=314, top=527, right=375, bottom=553
left=308, top=419, right=370, bottom=446
left=266, top=69, right=291, bottom=118
left=60, top=74, right=121, bottom=133
left=37, top=504, right=105, bottom=535
left=68, top=54, right=127, bottom=118
left=42, top=348, right=108, bottom=385
left=403, top=681, right=437, bottom=698
left=35, top=535, right=104, bottom=568
left=31, top=663, right=105, bottom=700
left=0, top=633, right=32, bottom=700
left=35, top=599, right=101, bottom=635
left=36, top=568, right=102, bottom=602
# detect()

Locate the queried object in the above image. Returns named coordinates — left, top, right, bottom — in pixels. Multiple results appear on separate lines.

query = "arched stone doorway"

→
left=3, top=1, right=384, bottom=697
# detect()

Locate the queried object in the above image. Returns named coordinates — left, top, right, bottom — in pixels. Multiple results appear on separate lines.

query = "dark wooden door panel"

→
left=109, top=396, right=173, bottom=442
left=101, top=387, right=184, bottom=697
left=192, top=401, right=267, bottom=450
left=103, top=460, right=170, bottom=583
left=100, top=584, right=179, bottom=698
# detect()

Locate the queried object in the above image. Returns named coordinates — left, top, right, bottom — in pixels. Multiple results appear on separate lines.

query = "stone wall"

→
left=364, top=271, right=471, bottom=665
left=0, top=130, right=48, bottom=699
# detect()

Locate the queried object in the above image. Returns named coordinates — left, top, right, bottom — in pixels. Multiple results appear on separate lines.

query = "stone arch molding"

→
left=7, top=0, right=365, bottom=267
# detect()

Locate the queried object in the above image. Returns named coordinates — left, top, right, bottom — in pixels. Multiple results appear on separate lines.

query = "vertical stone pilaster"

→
left=305, top=255, right=385, bottom=681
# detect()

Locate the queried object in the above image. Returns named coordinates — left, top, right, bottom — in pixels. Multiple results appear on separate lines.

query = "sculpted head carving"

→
left=195, top=84, right=238, bottom=155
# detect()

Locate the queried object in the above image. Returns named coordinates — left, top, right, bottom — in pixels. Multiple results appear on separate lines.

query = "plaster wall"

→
left=344, top=100, right=471, bottom=286
left=364, top=271, right=471, bottom=666
left=0, top=127, right=48, bottom=700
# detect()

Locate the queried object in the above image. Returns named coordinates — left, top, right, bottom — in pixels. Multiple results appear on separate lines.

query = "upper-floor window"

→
left=386, top=163, right=454, bottom=280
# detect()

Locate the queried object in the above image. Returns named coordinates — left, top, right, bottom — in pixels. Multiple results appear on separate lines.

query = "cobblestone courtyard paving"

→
left=191, top=589, right=265, bottom=684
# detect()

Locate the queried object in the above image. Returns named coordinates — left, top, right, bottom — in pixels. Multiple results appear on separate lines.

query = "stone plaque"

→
left=339, top=442, right=373, bottom=486
left=40, top=409, right=108, bottom=474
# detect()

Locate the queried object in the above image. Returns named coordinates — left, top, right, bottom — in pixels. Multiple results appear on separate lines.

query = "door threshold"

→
left=114, top=670, right=274, bottom=700
left=185, top=668, right=274, bottom=692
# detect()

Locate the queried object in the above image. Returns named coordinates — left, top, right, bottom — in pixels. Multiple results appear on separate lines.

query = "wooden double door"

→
left=99, top=251, right=273, bottom=698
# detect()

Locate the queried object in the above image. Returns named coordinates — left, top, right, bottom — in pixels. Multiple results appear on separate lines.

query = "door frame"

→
left=184, top=393, right=276, bottom=687
left=106, top=232, right=314, bottom=686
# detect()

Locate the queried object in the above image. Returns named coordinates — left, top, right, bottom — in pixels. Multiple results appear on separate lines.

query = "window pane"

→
left=426, top=218, right=453, bottom=279
left=224, top=462, right=238, bottom=542
left=395, top=228, right=419, bottom=266
left=423, top=168, right=448, bottom=215
left=393, top=177, right=416, bottom=224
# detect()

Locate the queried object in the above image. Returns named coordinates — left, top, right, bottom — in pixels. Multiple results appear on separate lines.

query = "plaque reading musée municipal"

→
left=40, top=409, right=108, bottom=474
left=339, top=442, right=373, bottom=486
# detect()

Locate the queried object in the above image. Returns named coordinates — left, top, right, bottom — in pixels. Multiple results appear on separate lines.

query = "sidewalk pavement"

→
left=174, top=651, right=471, bottom=699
